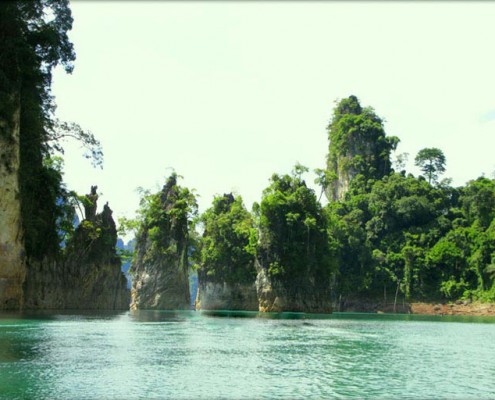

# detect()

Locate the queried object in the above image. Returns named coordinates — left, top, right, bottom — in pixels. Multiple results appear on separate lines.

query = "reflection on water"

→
left=1, top=311, right=495, bottom=399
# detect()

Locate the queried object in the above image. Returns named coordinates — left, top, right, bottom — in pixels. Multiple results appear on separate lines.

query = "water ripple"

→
left=1, top=312, right=495, bottom=399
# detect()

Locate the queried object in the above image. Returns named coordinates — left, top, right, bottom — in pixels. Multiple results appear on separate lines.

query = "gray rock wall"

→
left=130, top=237, right=190, bottom=310
left=23, top=257, right=129, bottom=310
left=195, top=281, right=258, bottom=311
left=255, top=260, right=332, bottom=313
left=0, top=95, right=26, bottom=310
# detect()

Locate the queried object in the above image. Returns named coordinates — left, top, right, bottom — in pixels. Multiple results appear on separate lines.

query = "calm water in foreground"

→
left=1, top=310, right=495, bottom=399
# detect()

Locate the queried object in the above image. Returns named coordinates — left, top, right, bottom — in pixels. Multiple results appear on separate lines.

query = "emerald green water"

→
left=1, top=311, right=495, bottom=399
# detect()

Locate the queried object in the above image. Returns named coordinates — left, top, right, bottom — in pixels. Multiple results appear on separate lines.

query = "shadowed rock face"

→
left=23, top=191, right=130, bottom=310
left=130, top=176, right=191, bottom=310
left=195, top=281, right=258, bottom=311
left=131, top=256, right=190, bottom=310
left=0, top=84, right=25, bottom=310
left=255, top=260, right=332, bottom=313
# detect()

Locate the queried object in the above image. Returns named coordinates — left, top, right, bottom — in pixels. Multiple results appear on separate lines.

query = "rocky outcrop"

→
left=196, top=281, right=258, bottom=311
left=23, top=189, right=129, bottom=310
left=0, top=83, right=26, bottom=310
left=195, top=193, right=258, bottom=311
left=23, top=256, right=129, bottom=310
left=255, top=261, right=332, bottom=313
left=131, top=249, right=190, bottom=310
left=325, top=95, right=397, bottom=201
left=130, top=175, right=192, bottom=310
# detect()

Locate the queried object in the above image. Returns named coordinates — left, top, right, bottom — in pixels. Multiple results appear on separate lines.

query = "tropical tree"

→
left=414, top=147, right=446, bottom=185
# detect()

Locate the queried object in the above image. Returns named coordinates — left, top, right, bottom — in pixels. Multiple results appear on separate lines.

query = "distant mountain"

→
left=117, top=238, right=135, bottom=289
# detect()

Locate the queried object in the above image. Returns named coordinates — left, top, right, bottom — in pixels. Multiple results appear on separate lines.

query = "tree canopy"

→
left=257, top=167, right=335, bottom=292
left=414, top=147, right=446, bottom=185
left=198, top=193, right=256, bottom=285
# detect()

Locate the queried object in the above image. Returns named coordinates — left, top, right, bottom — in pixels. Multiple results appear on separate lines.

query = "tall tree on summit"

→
left=414, top=147, right=446, bottom=185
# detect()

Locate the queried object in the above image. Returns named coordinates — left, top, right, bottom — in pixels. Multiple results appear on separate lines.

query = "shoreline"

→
left=338, top=299, right=495, bottom=317
left=409, top=302, right=495, bottom=317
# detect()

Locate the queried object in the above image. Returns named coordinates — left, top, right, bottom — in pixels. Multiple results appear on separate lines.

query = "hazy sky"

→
left=52, top=1, right=495, bottom=226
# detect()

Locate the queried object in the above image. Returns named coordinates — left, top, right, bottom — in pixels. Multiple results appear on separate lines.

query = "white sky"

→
left=52, top=1, right=495, bottom=228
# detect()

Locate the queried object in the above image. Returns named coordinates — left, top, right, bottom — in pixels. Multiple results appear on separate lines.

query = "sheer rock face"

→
left=325, top=96, right=395, bottom=202
left=23, top=198, right=130, bottom=310
left=0, top=92, right=26, bottom=310
left=327, top=141, right=376, bottom=202
left=130, top=177, right=191, bottom=310
left=130, top=249, right=190, bottom=310
left=195, top=281, right=258, bottom=311
left=255, top=260, right=332, bottom=313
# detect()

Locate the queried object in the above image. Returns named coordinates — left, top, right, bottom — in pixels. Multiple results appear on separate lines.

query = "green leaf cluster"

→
left=198, top=193, right=256, bottom=284
left=328, top=171, right=495, bottom=303
left=326, top=96, right=399, bottom=195
left=257, top=169, right=335, bottom=292
left=131, top=174, right=198, bottom=269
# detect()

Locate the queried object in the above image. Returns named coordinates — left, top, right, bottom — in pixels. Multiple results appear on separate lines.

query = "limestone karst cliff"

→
left=0, top=1, right=129, bottom=311
left=325, top=95, right=398, bottom=201
left=255, top=171, right=334, bottom=313
left=23, top=186, right=129, bottom=310
left=0, top=90, right=25, bottom=310
left=0, top=4, right=26, bottom=309
left=130, top=175, right=195, bottom=310
left=195, top=193, right=258, bottom=311
left=195, top=282, right=258, bottom=311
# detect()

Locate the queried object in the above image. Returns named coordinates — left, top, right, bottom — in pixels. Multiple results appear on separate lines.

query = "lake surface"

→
left=1, top=310, right=495, bottom=399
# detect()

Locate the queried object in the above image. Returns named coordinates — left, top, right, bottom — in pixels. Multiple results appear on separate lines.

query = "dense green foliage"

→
left=198, top=194, right=256, bottom=285
left=131, top=174, right=198, bottom=269
left=327, top=173, right=451, bottom=302
left=257, top=166, right=335, bottom=294
left=414, top=147, right=446, bottom=184
left=331, top=173, right=495, bottom=303
left=322, top=98, right=495, bottom=304
left=326, top=95, right=399, bottom=200
left=0, top=1, right=102, bottom=260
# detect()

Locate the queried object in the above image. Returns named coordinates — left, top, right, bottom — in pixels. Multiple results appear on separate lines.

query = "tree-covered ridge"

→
left=198, top=193, right=256, bottom=285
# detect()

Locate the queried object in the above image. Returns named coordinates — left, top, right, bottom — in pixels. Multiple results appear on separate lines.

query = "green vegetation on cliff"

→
left=0, top=1, right=127, bottom=311
left=326, top=95, right=399, bottom=201
left=198, top=193, right=256, bottom=285
left=130, top=174, right=198, bottom=309
left=132, top=174, right=197, bottom=265
left=0, top=0, right=102, bottom=260
left=323, top=97, right=495, bottom=305
left=257, top=165, right=335, bottom=295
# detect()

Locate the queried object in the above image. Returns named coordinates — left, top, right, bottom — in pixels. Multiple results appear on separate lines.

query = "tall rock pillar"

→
left=0, top=5, right=26, bottom=310
left=0, top=94, right=26, bottom=310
